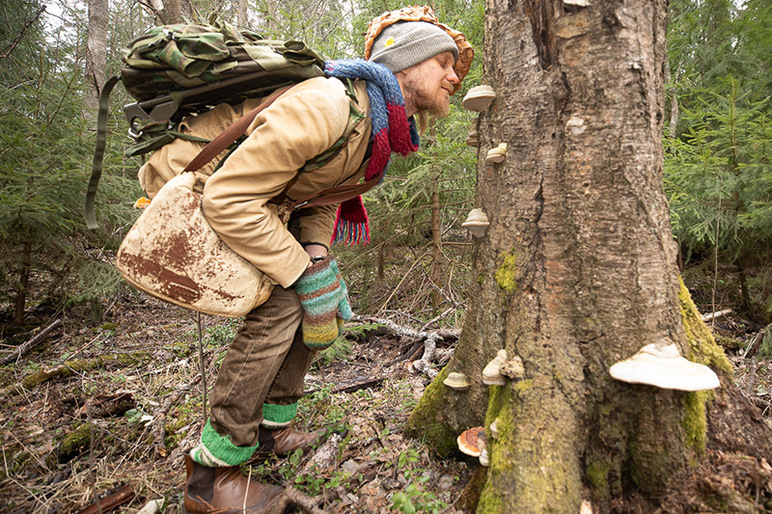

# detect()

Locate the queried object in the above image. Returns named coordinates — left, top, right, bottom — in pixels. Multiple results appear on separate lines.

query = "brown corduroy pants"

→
left=208, top=285, right=315, bottom=448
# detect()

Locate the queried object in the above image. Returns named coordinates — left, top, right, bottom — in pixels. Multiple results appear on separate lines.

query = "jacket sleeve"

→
left=202, top=78, right=351, bottom=288
left=297, top=204, right=337, bottom=248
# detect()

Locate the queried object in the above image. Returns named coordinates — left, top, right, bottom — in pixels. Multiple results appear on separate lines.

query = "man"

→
left=139, top=7, right=472, bottom=513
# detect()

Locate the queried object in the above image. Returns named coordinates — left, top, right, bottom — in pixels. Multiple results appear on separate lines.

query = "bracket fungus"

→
left=461, top=85, right=496, bottom=112
left=609, top=341, right=720, bottom=391
left=466, top=128, right=479, bottom=147
left=461, top=208, right=490, bottom=238
left=443, top=372, right=471, bottom=391
left=485, top=142, right=507, bottom=164
left=478, top=448, right=490, bottom=467
left=457, top=426, right=486, bottom=457
left=489, top=418, right=500, bottom=440
left=482, top=349, right=508, bottom=386
left=500, top=356, right=525, bottom=380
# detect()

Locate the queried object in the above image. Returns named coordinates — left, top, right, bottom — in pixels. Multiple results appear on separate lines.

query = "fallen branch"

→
left=0, top=319, right=63, bottom=365
left=0, top=352, right=145, bottom=398
left=76, top=483, right=134, bottom=514
left=353, top=315, right=458, bottom=378
left=301, top=432, right=344, bottom=473
left=283, top=487, right=326, bottom=514
left=701, top=308, right=733, bottom=323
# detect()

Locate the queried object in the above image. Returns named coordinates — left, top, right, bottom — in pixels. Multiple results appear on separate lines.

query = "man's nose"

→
left=447, top=69, right=460, bottom=84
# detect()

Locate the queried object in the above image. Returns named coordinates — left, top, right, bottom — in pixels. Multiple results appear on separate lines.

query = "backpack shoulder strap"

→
left=85, top=75, right=121, bottom=230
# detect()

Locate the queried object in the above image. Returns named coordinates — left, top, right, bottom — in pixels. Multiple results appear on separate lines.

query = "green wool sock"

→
left=262, top=403, right=297, bottom=428
left=190, top=420, right=258, bottom=467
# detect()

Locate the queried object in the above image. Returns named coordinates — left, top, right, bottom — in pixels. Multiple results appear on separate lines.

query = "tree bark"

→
left=406, top=0, right=731, bottom=511
left=235, top=0, right=248, bottom=27
left=156, top=0, right=194, bottom=25
left=84, top=0, right=108, bottom=115
left=13, top=241, right=32, bottom=326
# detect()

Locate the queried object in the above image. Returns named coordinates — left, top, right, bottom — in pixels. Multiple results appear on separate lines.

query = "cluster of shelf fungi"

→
left=450, top=82, right=721, bottom=467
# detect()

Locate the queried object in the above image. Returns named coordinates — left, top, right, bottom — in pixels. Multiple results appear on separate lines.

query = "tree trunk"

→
left=13, top=241, right=32, bottom=326
left=84, top=0, right=108, bottom=115
left=406, top=0, right=732, bottom=510
left=235, top=0, right=248, bottom=27
left=156, top=0, right=194, bottom=25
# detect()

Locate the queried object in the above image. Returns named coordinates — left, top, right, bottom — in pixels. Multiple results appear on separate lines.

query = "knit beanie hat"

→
left=368, top=21, right=459, bottom=73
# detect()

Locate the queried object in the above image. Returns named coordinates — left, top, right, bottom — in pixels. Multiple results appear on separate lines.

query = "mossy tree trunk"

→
left=407, top=0, right=731, bottom=511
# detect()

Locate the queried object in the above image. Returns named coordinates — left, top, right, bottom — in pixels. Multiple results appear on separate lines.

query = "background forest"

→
left=0, top=0, right=770, bottom=337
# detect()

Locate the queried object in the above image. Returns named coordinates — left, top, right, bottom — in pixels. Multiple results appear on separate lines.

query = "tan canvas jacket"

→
left=138, top=77, right=373, bottom=288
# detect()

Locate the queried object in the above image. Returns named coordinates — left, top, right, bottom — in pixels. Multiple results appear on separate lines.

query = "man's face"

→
left=399, top=51, right=459, bottom=118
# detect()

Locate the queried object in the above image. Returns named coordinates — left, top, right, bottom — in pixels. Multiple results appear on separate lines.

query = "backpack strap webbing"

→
left=85, top=75, right=120, bottom=230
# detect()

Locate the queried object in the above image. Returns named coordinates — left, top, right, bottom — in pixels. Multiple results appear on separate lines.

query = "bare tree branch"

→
left=0, top=5, right=46, bottom=60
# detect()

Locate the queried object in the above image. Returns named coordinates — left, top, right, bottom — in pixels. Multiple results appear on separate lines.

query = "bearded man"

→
left=138, top=6, right=473, bottom=512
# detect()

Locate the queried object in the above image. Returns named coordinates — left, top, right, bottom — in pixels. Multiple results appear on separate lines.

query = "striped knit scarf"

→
left=323, top=59, right=420, bottom=245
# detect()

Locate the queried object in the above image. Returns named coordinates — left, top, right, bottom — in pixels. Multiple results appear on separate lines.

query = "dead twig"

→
left=0, top=319, right=63, bottom=365
left=743, top=328, right=767, bottom=359
left=152, top=374, right=202, bottom=458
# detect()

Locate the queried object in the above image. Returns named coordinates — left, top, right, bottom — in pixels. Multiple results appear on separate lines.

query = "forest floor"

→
left=0, top=295, right=770, bottom=513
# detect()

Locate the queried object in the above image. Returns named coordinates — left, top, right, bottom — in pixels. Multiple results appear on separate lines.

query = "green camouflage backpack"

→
left=86, top=21, right=363, bottom=229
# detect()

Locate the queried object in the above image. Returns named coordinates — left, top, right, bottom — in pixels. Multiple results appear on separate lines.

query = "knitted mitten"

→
left=295, top=255, right=352, bottom=349
left=329, top=258, right=352, bottom=336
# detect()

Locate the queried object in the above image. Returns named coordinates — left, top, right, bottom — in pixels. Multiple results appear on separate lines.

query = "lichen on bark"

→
left=494, top=251, right=518, bottom=293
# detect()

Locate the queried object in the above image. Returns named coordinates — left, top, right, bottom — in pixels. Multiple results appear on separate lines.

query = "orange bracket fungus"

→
left=457, top=426, right=486, bottom=457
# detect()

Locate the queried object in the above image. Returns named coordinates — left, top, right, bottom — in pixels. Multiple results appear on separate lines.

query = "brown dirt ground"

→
left=0, top=297, right=770, bottom=513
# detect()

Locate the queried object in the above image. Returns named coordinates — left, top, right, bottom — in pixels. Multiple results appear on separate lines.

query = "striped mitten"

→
left=295, top=255, right=352, bottom=350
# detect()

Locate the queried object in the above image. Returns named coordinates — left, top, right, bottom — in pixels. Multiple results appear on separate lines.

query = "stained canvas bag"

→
left=116, top=172, right=274, bottom=317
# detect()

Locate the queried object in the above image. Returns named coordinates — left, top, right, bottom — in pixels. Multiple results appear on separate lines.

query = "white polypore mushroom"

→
left=478, top=448, right=490, bottom=467
left=489, top=418, right=500, bottom=439
left=462, top=208, right=490, bottom=238
left=500, top=356, right=525, bottom=380
left=482, top=349, right=508, bottom=386
left=461, top=85, right=496, bottom=112
left=609, top=341, right=720, bottom=391
left=443, top=372, right=471, bottom=391
left=484, top=142, right=508, bottom=164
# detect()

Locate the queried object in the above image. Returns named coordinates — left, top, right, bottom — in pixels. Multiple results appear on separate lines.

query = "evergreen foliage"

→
left=0, top=1, right=142, bottom=324
left=665, top=0, right=772, bottom=319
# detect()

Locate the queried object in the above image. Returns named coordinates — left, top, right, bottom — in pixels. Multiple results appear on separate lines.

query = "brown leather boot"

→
left=184, top=453, right=287, bottom=513
left=254, top=424, right=325, bottom=458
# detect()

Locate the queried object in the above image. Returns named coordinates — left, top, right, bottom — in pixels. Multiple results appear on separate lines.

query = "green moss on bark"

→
left=678, top=279, right=732, bottom=375
left=404, top=366, right=457, bottom=456
left=678, top=279, right=731, bottom=454
left=682, top=390, right=709, bottom=453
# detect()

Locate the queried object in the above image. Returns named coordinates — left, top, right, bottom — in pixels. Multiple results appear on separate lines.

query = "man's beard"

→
left=409, top=88, right=450, bottom=118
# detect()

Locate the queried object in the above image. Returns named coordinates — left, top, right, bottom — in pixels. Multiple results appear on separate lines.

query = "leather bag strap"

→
left=183, top=85, right=292, bottom=172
